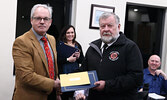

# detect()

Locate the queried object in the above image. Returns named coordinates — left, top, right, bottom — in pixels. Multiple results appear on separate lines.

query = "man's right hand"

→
left=54, top=78, right=62, bottom=95
left=54, top=78, right=60, bottom=89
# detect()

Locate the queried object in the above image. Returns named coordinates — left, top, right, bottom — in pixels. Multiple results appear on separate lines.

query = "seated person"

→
left=139, top=55, right=167, bottom=96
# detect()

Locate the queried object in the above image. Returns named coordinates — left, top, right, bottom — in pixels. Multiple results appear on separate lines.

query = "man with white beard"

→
left=75, top=12, right=143, bottom=100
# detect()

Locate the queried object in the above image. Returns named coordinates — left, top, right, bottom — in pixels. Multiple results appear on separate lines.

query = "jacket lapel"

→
left=28, top=29, right=50, bottom=76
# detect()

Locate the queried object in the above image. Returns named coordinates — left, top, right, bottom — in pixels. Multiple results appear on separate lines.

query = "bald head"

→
left=148, top=55, right=161, bottom=71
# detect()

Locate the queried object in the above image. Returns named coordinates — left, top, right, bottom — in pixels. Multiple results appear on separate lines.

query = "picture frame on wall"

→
left=89, top=4, right=115, bottom=29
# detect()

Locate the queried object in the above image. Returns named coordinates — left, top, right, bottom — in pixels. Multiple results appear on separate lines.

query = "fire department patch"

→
left=109, top=51, right=119, bottom=61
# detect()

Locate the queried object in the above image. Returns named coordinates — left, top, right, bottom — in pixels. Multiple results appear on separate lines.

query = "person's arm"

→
left=155, top=70, right=167, bottom=80
left=56, top=41, right=77, bottom=64
left=54, top=78, right=62, bottom=100
left=159, top=73, right=167, bottom=95
left=67, top=53, right=77, bottom=62
left=58, top=53, right=77, bottom=64
left=161, top=81, right=167, bottom=95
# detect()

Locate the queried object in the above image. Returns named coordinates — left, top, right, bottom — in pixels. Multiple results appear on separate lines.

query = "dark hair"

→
left=58, top=25, right=76, bottom=44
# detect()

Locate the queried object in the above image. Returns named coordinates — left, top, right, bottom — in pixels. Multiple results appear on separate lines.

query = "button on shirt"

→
left=143, top=68, right=167, bottom=95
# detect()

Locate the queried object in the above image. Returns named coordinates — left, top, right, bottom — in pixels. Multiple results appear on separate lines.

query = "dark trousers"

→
left=61, top=91, right=74, bottom=100
left=48, top=89, right=57, bottom=100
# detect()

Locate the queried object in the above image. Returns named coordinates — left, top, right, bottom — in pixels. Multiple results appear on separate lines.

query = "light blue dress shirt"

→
left=32, top=28, right=55, bottom=72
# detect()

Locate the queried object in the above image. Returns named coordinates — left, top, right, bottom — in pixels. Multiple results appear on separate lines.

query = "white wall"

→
left=1, top=0, right=167, bottom=100
left=73, top=0, right=126, bottom=53
left=161, top=9, right=167, bottom=73
left=0, top=0, right=17, bottom=100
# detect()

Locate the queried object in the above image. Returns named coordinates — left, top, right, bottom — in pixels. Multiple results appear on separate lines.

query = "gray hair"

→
left=30, top=4, right=53, bottom=18
left=99, top=12, right=120, bottom=25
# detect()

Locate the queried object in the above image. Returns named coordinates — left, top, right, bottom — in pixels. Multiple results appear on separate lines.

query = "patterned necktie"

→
left=41, top=37, right=54, bottom=79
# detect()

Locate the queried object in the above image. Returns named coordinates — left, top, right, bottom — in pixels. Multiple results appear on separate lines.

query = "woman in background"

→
left=57, top=25, right=84, bottom=100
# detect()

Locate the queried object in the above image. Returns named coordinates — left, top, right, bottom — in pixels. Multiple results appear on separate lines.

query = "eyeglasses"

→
left=32, top=17, right=51, bottom=22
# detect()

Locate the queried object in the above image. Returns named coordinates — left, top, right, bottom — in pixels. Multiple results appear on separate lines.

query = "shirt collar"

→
left=145, top=67, right=157, bottom=76
left=145, top=68, right=151, bottom=75
left=32, top=28, right=47, bottom=41
left=101, top=34, right=120, bottom=49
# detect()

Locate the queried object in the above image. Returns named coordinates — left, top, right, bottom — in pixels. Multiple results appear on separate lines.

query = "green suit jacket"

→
left=12, top=29, right=58, bottom=100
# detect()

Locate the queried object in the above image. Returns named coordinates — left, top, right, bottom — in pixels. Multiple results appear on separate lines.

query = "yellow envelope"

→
left=60, top=71, right=90, bottom=87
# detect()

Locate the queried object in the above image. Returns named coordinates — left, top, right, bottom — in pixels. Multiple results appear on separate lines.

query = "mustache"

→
left=103, top=32, right=112, bottom=35
left=38, top=25, right=46, bottom=27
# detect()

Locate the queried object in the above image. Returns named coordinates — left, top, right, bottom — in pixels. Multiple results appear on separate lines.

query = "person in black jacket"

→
left=57, top=25, right=84, bottom=100
left=75, top=12, right=143, bottom=100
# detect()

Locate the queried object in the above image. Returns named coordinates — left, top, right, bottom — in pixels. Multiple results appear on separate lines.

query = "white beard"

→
left=101, top=32, right=117, bottom=43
